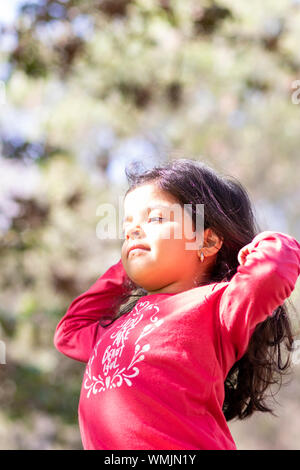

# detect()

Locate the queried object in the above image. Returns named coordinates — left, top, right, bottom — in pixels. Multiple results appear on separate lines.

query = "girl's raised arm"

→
left=217, top=231, right=300, bottom=364
left=54, top=259, right=131, bottom=363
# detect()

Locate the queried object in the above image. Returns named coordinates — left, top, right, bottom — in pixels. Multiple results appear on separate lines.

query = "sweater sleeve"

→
left=54, top=258, right=131, bottom=363
left=217, top=231, right=300, bottom=363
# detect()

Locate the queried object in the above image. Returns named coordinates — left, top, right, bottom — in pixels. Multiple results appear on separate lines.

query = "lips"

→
left=127, top=244, right=151, bottom=257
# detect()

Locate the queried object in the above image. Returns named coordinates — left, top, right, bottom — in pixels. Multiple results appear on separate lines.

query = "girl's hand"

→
left=237, top=243, right=253, bottom=265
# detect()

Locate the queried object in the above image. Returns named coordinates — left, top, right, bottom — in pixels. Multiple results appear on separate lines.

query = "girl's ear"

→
left=200, top=228, right=223, bottom=258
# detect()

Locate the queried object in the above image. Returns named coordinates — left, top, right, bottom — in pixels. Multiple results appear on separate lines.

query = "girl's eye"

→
left=122, top=217, right=164, bottom=237
left=148, top=217, right=164, bottom=223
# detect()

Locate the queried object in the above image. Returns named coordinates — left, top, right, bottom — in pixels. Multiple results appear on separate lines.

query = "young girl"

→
left=54, top=158, right=300, bottom=450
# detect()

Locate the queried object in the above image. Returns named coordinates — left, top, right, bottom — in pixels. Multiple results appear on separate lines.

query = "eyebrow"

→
left=122, top=203, right=171, bottom=223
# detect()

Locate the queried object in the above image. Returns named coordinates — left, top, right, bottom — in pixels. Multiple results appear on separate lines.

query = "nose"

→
left=125, top=223, right=142, bottom=240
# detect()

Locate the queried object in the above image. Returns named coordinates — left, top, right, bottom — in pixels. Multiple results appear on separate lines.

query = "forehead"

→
left=123, top=183, right=178, bottom=215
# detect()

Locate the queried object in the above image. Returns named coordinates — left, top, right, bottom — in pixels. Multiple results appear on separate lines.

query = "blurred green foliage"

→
left=0, top=0, right=300, bottom=449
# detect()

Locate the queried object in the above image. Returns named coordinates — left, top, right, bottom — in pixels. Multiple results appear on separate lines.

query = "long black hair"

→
left=100, top=158, right=295, bottom=421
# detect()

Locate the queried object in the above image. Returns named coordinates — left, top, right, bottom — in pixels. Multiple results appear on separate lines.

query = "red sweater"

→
left=54, top=231, right=300, bottom=450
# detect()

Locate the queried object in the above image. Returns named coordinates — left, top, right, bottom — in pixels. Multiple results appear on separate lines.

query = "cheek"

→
left=121, top=244, right=128, bottom=265
left=150, top=222, right=181, bottom=242
left=156, top=224, right=197, bottom=261
left=155, top=231, right=186, bottom=257
left=160, top=223, right=187, bottom=246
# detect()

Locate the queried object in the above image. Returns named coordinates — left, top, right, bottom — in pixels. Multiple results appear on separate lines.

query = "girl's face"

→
left=121, top=183, right=205, bottom=295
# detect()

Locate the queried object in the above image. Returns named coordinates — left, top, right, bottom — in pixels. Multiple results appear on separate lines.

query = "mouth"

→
left=127, top=244, right=151, bottom=257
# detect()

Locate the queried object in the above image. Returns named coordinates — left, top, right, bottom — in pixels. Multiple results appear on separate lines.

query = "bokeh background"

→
left=0, top=0, right=300, bottom=450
